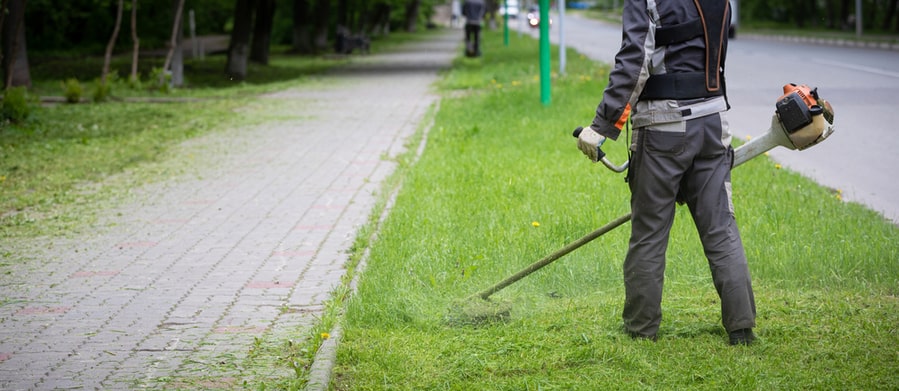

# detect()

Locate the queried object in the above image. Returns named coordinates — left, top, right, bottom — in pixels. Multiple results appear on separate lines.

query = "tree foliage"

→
left=24, top=0, right=444, bottom=55
left=25, top=0, right=234, bottom=53
left=738, top=0, right=899, bottom=32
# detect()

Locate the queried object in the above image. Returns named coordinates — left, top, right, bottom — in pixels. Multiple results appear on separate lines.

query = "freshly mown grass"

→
left=331, top=29, right=899, bottom=390
left=1, top=31, right=439, bottom=239
left=0, top=95, right=242, bottom=239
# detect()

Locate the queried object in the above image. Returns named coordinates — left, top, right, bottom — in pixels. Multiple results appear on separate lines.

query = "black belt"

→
left=639, top=72, right=725, bottom=100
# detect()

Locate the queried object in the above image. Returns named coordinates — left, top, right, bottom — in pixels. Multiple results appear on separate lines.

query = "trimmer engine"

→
left=774, top=83, right=835, bottom=151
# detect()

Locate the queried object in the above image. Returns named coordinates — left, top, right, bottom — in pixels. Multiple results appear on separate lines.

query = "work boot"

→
left=626, top=330, right=658, bottom=342
left=728, top=328, right=756, bottom=346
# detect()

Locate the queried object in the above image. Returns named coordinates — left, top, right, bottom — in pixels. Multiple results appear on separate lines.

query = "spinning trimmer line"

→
left=463, top=84, right=835, bottom=310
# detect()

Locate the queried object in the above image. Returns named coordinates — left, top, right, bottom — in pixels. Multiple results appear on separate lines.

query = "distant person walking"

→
left=462, top=0, right=486, bottom=57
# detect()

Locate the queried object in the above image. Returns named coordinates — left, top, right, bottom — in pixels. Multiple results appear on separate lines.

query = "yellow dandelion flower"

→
left=775, top=164, right=782, bottom=169
left=532, top=221, right=540, bottom=228
left=764, top=152, right=770, bottom=157
left=745, top=135, right=752, bottom=141
left=320, top=332, right=330, bottom=340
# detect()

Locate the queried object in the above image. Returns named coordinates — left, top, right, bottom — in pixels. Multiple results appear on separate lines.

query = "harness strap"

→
left=695, top=0, right=730, bottom=92
left=640, top=0, right=731, bottom=100
left=640, top=72, right=724, bottom=100
left=654, top=18, right=703, bottom=46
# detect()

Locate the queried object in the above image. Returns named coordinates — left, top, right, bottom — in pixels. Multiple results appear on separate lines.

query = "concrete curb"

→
left=305, top=325, right=343, bottom=391
left=304, top=98, right=439, bottom=391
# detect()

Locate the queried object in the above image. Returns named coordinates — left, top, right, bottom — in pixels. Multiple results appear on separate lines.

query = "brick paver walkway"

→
left=0, top=31, right=458, bottom=390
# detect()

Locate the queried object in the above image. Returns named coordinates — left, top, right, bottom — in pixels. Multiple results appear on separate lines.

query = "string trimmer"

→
left=465, top=84, right=835, bottom=306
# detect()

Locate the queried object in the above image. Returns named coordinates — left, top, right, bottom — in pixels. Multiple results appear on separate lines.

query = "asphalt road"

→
left=529, top=13, right=899, bottom=224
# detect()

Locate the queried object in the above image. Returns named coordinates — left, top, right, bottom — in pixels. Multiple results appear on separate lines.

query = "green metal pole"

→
left=538, top=0, right=551, bottom=105
left=503, top=0, right=509, bottom=46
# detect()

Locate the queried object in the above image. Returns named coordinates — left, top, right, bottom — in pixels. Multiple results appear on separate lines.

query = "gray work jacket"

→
left=462, top=0, right=486, bottom=26
left=591, top=0, right=731, bottom=140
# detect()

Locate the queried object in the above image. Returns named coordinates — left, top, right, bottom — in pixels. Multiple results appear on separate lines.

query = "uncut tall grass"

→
left=335, top=29, right=899, bottom=390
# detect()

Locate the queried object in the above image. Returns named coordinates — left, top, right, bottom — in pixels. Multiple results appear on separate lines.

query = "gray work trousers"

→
left=623, top=111, right=756, bottom=337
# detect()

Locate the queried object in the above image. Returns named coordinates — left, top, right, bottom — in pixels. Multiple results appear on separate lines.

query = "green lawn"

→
left=329, top=29, right=899, bottom=390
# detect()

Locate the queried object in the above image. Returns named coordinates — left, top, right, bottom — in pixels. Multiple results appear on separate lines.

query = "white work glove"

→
left=576, top=126, right=606, bottom=163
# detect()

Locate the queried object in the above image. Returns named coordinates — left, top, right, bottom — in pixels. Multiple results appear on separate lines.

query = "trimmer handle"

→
left=572, top=127, right=629, bottom=173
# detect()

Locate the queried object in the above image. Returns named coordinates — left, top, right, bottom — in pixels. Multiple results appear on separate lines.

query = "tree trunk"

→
left=354, top=3, right=366, bottom=33
left=825, top=0, right=836, bottom=28
left=0, top=0, right=7, bottom=51
left=865, top=0, right=878, bottom=30
left=130, top=0, right=140, bottom=82
left=291, top=0, right=314, bottom=53
left=794, top=0, right=807, bottom=28
left=250, top=0, right=275, bottom=64
left=404, top=0, right=420, bottom=32
left=883, top=0, right=898, bottom=30
left=312, top=0, right=329, bottom=51
left=226, top=0, right=255, bottom=79
left=337, top=0, right=348, bottom=29
left=371, top=2, right=391, bottom=36
left=2, top=0, right=30, bottom=88
left=102, top=0, right=125, bottom=85
left=808, top=0, right=820, bottom=27
left=840, top=0, right=851, bottom=29
left=896, top=3, right=899, bottom=33
left=161, top=0, right=185, bottom=86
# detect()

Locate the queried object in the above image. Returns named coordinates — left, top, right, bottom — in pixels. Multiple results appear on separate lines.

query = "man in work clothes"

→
left=576, top=0, right=757, bottom=345
left=462, top=0, right=486, bottom=57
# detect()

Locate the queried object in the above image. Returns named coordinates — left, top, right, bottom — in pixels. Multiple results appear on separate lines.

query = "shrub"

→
left=93, top=72, right=119, bottom=102
left=62, top=78, right=83, bottom=103
left=92, top=79, right=110, bottom=102
left=1, top=86, right=34, bottom=123
left=149, top=67, right=172, bottom=93
left=128, top=74, right=143, bottom=90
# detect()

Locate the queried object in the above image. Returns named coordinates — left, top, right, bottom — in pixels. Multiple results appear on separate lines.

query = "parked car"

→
left=567, top=1, right=595, bottom=10
left=526, top=5, right=551, bottom=28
